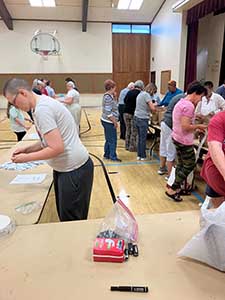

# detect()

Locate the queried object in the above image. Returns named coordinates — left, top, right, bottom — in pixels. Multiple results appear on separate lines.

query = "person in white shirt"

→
left=195, top=81, right=225, bottom=121
left=63, top=81, right=81, bottom=132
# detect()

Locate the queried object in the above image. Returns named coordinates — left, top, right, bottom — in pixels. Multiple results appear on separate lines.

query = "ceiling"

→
left=1, top=0, right=165, bottom=23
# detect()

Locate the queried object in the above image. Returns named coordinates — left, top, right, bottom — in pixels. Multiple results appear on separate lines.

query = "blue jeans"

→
left=135, top=117, right=149, bottom=158
left=101, top=120, right=117, bottom=160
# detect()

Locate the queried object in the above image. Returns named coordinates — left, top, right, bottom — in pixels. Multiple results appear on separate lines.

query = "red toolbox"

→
left=93, top=238, right=125, bottom=263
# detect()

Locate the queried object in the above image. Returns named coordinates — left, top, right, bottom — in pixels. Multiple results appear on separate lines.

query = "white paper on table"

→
left=10, top=174, right=47, bottom=185
left=27, top=133, right=39, bottom=140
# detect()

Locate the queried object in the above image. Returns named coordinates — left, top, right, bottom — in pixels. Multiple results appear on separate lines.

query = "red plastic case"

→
left=93, top=238, right=125, bottom=263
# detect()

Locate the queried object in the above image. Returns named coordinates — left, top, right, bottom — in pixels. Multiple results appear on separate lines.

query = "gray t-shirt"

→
left=33, top=95, right=88, bottom=172
left=134, top=91, right=152, bottom=119
left=162, top=93, right=185, bottom=129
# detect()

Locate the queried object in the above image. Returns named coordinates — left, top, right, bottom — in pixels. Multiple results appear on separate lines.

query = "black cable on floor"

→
left=80, top=109, right=91, bottom=136
left=90, top=152, right=117, bottom=204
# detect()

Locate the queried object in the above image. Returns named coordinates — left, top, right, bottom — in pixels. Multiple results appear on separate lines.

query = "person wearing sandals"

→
left=101, top=79, right=121, bottom=162
left=134, top=83, right=156, bottom=160
left=166, top=82, right=207, bottom=202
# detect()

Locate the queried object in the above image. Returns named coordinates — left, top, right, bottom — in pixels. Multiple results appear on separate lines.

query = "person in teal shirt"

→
left=158, top=80, right=183, bottom=107
left=7, top=103, right=31, bottom=141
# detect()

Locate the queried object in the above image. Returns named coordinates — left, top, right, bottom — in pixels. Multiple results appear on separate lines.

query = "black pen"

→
left=110, top=286, right=148, bottom=293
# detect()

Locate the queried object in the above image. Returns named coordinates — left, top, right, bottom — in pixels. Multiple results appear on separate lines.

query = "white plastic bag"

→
left=178, top=199, right=225, bottom=271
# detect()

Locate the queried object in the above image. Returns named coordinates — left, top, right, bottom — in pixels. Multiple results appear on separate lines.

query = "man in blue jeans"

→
left=134, top=84, right=156, bottom=160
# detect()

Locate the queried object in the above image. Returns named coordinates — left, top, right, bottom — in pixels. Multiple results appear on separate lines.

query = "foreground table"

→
left=0, top=210, right=224, bottom=300
left=0, top=140, right=52, bottom=225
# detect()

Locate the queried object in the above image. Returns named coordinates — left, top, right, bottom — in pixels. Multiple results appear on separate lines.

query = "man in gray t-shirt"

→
left=3, top=78, right=94, bottom=222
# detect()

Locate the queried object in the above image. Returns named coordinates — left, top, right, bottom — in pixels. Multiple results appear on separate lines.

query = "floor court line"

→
left=104, top=160, right=159, bottom=167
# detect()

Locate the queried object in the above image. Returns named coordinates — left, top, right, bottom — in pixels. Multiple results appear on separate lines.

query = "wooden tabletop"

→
left=0, top=140, right=52, bottom=225
left=0, top=210, right=224, bottom=300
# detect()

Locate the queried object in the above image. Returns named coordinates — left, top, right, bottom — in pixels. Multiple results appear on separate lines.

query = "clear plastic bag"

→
left=15, top=201, right=42, bottom=215
left=178, top=199, right=225, bottom=271
left=96, top=199, right=138, bottom=243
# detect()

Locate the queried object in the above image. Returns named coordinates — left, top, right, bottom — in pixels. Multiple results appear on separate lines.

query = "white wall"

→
left=197, top=13, right=225, bottom=87
left=0, top=21, right=112, bottom=73
left=151, top=0, right=186, bottom=93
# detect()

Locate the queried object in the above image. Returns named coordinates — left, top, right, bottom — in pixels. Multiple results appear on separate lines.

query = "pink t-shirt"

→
left=172, top=98, right=195, bottom=145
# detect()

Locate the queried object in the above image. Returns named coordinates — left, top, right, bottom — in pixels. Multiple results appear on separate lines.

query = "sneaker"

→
left=111, top=158, right=122, bottom=162
left=165, top=175, right=169, bottom=181
left=103, top=156, right=110, bottom=160
left=137, top=157, right=141, bottom=160
left=157, top=167, right=168, bottom=175
left=140, top=158, right=147, bottom=161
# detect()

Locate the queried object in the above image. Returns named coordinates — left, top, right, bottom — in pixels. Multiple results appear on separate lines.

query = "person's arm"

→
left=11, top=129, right=64, bottom=163
left=216, top=95, right=225, bottom=112
left=148, top=101, right=156, bottom=112
left=63, top=97, right=73, bottom=105
left=181, top=116, right=207, bottom=132
left=14, top=118, right=30, bottom=130
left=24, top=117, right=33, bottom=123
left=12, top=141, right=43, bottom=156
left=158, top=92, right=168, bottom=107
left=208, top=141, right=225, bottom=181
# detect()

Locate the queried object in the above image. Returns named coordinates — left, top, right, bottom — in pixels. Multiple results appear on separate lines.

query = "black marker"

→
left=110, top=286, right=148, bottom=293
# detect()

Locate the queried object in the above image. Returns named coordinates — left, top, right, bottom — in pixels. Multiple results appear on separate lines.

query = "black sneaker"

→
left=103, top=156, right=110, bottom=160
left=111, top=158, right=122, bottom=162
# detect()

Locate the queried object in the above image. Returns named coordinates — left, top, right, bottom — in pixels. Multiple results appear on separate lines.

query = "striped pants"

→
left=171, top=139, right=195, bottom=191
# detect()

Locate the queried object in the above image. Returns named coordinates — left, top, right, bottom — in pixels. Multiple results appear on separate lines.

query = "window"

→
left=112, top=24, right=150, bottom=34
left=131, top=24, right=150, bottom=34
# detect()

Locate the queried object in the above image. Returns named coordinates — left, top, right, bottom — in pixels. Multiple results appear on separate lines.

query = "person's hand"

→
left=114, top=122, right=118, bottom=129
left=12, top=147, right=28, bottom=156
left=11, top=153, right=29, bottom=163
left=197, top=124, right=207, bottom=132
left=208, top=112, right=215, bottom=117
left=195, top=114, right=204, bottom=120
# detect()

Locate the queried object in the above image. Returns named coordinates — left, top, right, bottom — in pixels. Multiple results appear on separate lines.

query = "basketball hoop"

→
left=30, top=31, right=61, bottom=60
left=40, top=50, right=50, bottom=61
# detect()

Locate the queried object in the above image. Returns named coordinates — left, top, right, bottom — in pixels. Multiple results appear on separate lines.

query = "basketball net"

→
left=40, top=50, right=49, bottom=61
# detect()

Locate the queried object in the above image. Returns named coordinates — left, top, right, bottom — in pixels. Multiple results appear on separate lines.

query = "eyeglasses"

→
left=11, top=92, right=19, bottom=107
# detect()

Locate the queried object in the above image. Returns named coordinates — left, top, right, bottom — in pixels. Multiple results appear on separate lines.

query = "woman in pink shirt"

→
left=166, top=82, right=207, bottom=202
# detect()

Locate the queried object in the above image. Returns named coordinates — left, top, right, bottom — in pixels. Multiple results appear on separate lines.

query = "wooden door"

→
left=112, top=33, right=150, bottom=93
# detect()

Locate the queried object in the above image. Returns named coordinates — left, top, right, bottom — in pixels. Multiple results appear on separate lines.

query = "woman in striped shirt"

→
left=101, top=79, right=121, bottom=162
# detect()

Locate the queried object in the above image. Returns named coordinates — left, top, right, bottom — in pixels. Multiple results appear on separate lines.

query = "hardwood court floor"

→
left=0, top=106, right=206, bottom=224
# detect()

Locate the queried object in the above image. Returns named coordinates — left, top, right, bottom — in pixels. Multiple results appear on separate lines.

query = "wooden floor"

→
left=0, top=105, right=206, bottom=224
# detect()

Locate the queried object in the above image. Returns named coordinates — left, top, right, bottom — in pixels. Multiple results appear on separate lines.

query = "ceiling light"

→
left=118, top=0, right=131, bottom=9
left=117, top=0, right=143, bottom=10
left=29, top=0, right=56, bottom=7
left=29, top=0, right=42, bottom=6
left=172, top=0, right=190, bottom=11
left=43, top=0, right=56, bottom=7
left=129, top=0, right=143, bottom=10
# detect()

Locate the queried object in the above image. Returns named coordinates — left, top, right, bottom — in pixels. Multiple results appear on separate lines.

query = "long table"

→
left=0, top=140, right=53, bottom=225
left=0, top=210, right=224, bottom=300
